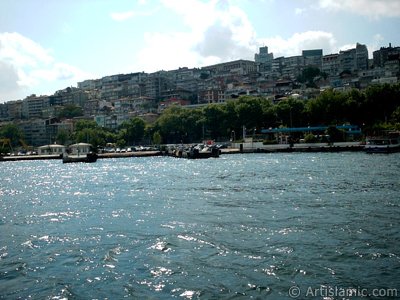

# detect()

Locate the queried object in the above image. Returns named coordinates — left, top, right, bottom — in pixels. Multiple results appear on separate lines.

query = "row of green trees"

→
left=152, top=83, right=400, bottom=143
left=1, top=83, right=399, bottom=149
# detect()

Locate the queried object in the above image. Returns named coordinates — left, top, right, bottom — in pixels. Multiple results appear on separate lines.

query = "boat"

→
left=364, top=132, right=400, bottom=153
left=168, top=144, right=220, bottom=159
left=183, top=144, right=220, bottom=159
left=62, top=143, right=98, bottom=163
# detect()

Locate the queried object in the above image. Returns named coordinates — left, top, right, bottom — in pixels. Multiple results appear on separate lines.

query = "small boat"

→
left=168, top=144, right=220, bottom=159
left=63, top=143, right=98, bottom=163
left=364, top=132, right=400, bottom=153
left=183, top=144, right=220, bottom=159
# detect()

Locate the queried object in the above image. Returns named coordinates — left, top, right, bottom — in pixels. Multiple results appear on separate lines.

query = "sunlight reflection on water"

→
left=1, top=153, right=399, bottom=299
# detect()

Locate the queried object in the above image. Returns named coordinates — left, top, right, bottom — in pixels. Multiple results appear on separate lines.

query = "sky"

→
left=0, top=0, right=399, bottom=103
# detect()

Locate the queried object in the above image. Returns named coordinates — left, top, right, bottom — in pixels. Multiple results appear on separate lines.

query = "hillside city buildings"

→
left=1, top=43, right=399, bottom=146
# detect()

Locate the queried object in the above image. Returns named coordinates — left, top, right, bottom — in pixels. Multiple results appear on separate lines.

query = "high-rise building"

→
left=338, top=43, right=368, bottom=74
left=255, top=46, right=272, bottom=63
left=302, top=49, right=323, bottom=69
left=322, top=54, right=340, bottom=76
left=373, top=43, right=400, bottom=67
left=21, top=95, right=50, bottom=119
left=356, top=43, right=369, bottom=71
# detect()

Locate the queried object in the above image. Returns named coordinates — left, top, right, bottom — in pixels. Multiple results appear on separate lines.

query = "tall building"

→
left=201, top=60, right=257, bottom=77
left=21, top=95, right=50, bottom=119
left=339, top=43, right=368, bottom=74
left=302, top=49, right=323, bottom=69
left=373, top=43, right=400, bottom=67
left=255, top=46, right=274, bottom=72
left=322, top=54, right=340, bottom=76
left=355, top=43, right=369, bottom=71
left=282, top=56, right=304, bottom=79
left=145, top=71, right=175, bottom=100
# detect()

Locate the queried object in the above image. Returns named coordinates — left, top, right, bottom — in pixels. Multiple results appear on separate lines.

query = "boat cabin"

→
left=68, top=143, right=93, bottom=155
left=37, top=144, right=66, bottom=155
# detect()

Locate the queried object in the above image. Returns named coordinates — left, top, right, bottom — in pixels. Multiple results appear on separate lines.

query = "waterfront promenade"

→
left=0, top=142, right=364, bottom=162
left=236, top=141, right=364, bottom=153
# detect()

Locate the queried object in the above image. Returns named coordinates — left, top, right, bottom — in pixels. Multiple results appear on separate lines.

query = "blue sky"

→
left=0, top=0, right=399, bottom=103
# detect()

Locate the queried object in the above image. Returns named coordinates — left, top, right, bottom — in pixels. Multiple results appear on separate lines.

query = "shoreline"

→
left=0, top=143, right=367, bottom=162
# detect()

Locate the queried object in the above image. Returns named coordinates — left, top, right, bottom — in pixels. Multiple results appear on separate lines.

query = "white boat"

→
left=364, top=132, right=400, bottom=153
left=62, top=143, right=98, bottom=163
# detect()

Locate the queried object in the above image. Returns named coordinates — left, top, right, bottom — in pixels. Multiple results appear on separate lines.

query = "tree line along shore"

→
left=1, top=83, right=400, bottom=153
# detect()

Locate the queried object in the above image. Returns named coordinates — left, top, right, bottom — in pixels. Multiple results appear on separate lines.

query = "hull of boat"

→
left=62, top=153, right=98, bottom=163
left=364, top=145, right=400, bottom=154
left=184, top=148, right=220, bottom=159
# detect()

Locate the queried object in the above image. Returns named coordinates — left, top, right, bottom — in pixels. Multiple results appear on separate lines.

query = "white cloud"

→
left=134, top=0, right=257, bottom=71
left=368, top=33, right=385, bottom=53
left=110, top=11, right=136, bottom=21
left=259, top=31, right=337, bottom=57
left=123, top=0, right=393, bottom=73
left=0, top=32, right=53, bottom=68
left=0, top=32, right=91, bottom=101
left=318, top=0, right=400, bottom=18
left=110, top=7, right=159, bottom=21
left=136, top=31, right=202, bottom=72
left=0, top=60, right=26, bottom=101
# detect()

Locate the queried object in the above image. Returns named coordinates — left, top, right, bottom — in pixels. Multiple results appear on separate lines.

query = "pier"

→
left=0, top=142, right=367, bottom=162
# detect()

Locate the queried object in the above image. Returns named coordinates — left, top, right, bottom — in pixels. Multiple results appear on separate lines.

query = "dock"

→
left=0, top=142, right=366, bottom=162
left=97, top=151, right=162, bottom=159
left=229, top=141, right=364, bottom=153
left=0, top=154, right=62, bottom=162
left=0, top=151, right=162, bottom=162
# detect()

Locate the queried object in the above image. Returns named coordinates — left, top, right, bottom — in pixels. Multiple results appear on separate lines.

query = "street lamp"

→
left=231, top=130, right=236, bottom=142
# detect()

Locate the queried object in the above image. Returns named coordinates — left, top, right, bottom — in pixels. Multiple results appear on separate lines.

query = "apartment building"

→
left=199, top=88, right=226, bottom=104
left=21, top=95, right=50, bottom=119
left=282, top=56, right=304, bottom=80
left=145, top=71, right=175, bottom=100
left=303, top=49, right=323, bottom=69
left=322, top=54, right=340, bottom=76
left=78, top=78, right=102, bottom=90
left=255, top=46, right=274, bottom=73
left=338, top=43, right=368, bottom=74
left=51, top=87, right=89, bottom=107
left=373, top=43, right=400, bottom=67
left=201, top=59, right=257, bottom=77
left=17, top=118, right=59, bottom=146
left=94, top=113, right=131, bottom=129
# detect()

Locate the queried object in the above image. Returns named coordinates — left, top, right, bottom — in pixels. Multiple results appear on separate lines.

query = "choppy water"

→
left=0, top=153, right=399, bottom=299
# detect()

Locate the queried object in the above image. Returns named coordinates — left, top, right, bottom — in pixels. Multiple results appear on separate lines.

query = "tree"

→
left=363, top=83, right=400, bottom=124
left=155, top=106, right=186, bottom=143
left=326, top=126, right=345, bottom=143
left=153, top=131, right=162, bottom=145
left=391, top=106, right=400, bottom=123
left=0, top=123, right=24, bottom=147
left=202, top=104, right=228, bottom=140
left=56, top=129, right=70, bottom=145
left=72, top=119, right=117, bottom=148
left=120, top=117, right=146, bottom=145
left=274, top=98, right=306, bottom=127
left=58, top=104, right=83, bottom=119
left=74, top=120, right=98, bottom=131
left=234, top=96, right=266, bottom=132
left=297, top=66, right=321, bottom=87
left=306, top=89, right=348, bottom=125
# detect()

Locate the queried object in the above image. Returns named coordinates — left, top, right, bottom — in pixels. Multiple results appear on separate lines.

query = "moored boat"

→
left=181, top=144, right=220, bottom=159
left=63, top=143, right=98, bottom=163
left=168, top=144, right=220, bottom=159
left=364, top=132, right=400, bottom=153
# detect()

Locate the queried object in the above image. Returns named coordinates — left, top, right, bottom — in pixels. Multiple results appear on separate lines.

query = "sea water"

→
left=1, top=153, right=399, bottom=299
